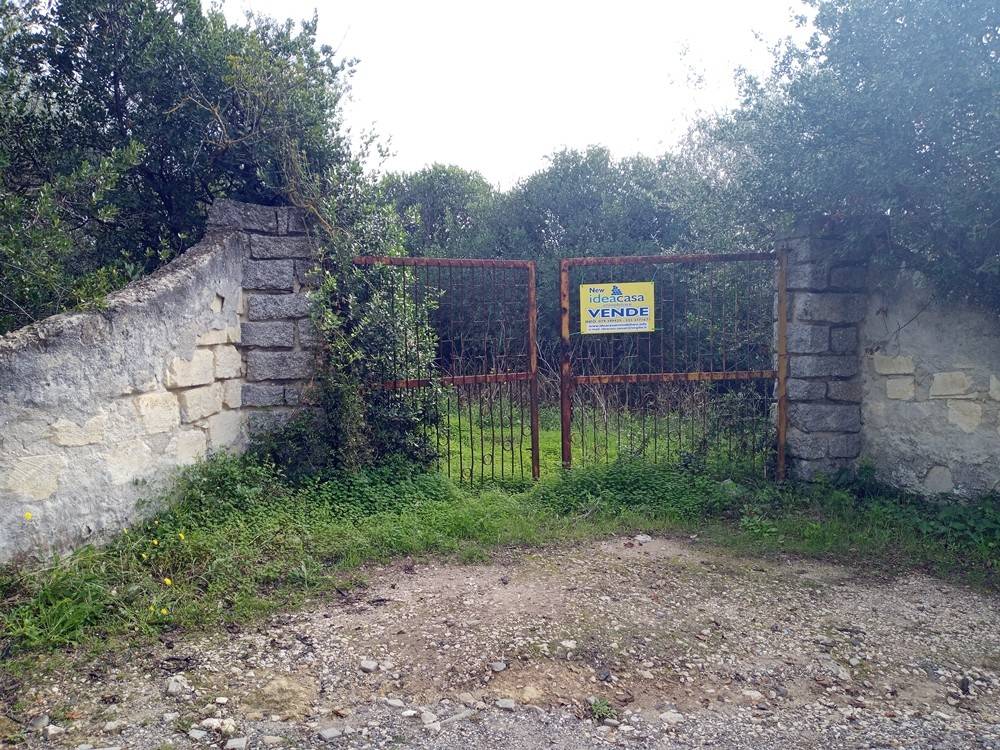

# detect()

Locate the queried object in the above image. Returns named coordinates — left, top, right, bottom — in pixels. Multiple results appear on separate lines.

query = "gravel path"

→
left=8, top=535, right=1000, bottom=749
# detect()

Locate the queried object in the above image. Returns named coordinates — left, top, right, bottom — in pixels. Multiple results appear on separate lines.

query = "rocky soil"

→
left=6, top=535, right=1000, bottom=749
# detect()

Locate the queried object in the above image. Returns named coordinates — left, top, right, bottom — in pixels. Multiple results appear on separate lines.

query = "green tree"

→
left=0, top=0, right=351, bottom=333
left=381, top=164, right=494, bottom=257
left=674, top=0, right=999, bottom=308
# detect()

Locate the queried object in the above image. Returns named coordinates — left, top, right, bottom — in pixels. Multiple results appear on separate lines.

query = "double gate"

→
left=355, top=251, right=786, bottom=483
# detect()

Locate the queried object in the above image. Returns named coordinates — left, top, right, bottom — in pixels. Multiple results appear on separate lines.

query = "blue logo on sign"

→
left=611, top=284, right=623, bottom=296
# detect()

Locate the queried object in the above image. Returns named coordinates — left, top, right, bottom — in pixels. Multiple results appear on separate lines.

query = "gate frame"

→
left=352, top=255, right=541, bottom=479
left=558, top=252, right=789, bottom=480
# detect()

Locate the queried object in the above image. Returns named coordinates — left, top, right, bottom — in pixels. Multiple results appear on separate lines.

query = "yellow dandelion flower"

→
left=141, top=553, right=148, bottom=560
left=160, top=608, right=168, bottom=616
left=163, top=577, right=172, bottom=586
left=152, top=539, right=159, bottom=546
left=178, top=532, right=185, bottom=541
left=23, top=511, right=32, bottom=521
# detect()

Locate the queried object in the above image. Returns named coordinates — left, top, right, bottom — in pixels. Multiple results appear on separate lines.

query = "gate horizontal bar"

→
left=561, top=252, right=775, bottom=267
left=353, top=255, right=534, bottom=269
left=573, top=369, right=777, bottom=385
left=375, top=371, right=534, bottom=390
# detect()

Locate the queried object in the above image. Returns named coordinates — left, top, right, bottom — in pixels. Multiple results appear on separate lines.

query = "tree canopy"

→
left=0, top=0, right=352, bottom=332
left=673, top=0, right=999, bottom=307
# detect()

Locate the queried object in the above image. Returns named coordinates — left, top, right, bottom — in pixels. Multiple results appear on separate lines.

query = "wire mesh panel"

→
left=353, top=256, right=540, bottom=484
left=559, top=253, right=785, bottom=479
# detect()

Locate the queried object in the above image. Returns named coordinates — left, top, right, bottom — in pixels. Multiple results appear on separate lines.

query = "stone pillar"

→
left=206, top=200, right=320, bottom=434
left=778, top=226, right=867, bottom=479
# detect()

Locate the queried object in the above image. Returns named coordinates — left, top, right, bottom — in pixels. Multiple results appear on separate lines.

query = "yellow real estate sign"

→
left=580, top=282, right=654, bottom=334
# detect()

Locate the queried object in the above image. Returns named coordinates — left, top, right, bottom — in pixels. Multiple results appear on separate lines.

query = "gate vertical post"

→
left=527, top=262, right=541, bottom=479
left=559, top=260, right=573, bottom=468
left=775, top=248, right=790, bottom=481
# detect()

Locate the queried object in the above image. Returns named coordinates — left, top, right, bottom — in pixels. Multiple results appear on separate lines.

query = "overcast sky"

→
left=215, top=0, right=812, bottom=187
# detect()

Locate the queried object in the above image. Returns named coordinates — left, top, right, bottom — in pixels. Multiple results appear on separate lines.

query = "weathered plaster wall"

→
left=859, top=270, right=1000, bottom=497
left=0, top=201, right=318, bottom=563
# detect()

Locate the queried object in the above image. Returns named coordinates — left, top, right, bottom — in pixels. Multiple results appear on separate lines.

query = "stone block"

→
left=210, top=293, right=224, bottom=314
left=246, top=409, right=296, bottom=434
left=789, top=403, right=861, bottom=433
left=250, top=235, right=315, bottom=260
left=222, top=379, right=242, bottom=409
left=246, top=351, right=315, bottom=381
left=2, top=453, right=66, bottom=499
left=295, top=259, right=320, bottom=287
left=787, top=324, right=830, bottom=354
left=930, top=371, right=971, bottom=398
left=226, top=325, right=241, bottom=344
left=791, top=458, right=847, bottom=481
left=885, top=377, right=915, bottom=401
left=789, top=355, right=859, bottom=379
left=207, top=199, right=277, bottom=233
left=277, top=206, right=309, bottom=235
left=786, top=262, right=829, bottom=290
left=787, top=428, right=827, bottom=459
left=246, top=293, right=311, bottom=321
left=991, top=375, right=1000, bottom=401
left=242, top=384, right=286, bottom=407
left=297, top=319, right=323, bottom=349
left=827, top=433, right=861, bottom=459
left=827, top=379, right=863, bottom=403
left=175, top=429, right=207, bottom=465
left=105, top=440, right=155, bottom=485
left=134, top=391, right=180, bottom=433
left=166, top=350, right=215, bottom=388
left=213, top=344, right=243, bottom=379
left=51, top=414, right=107, bottom=446
left=923, top=465, right=954, bottom=494
left=872, top=354, right=914, bottom=375
left=243, top=260, right=294, bottom=291
left=178, top=383, right=223, bottom=423
left=792, top=293, right=867, bottom=324
left=206, top=410, right=242, bottom=448
left=947, top=400, right=982, bottom=433
left=284, top=385, right=304, bottom=406
left=196, top=328, right=229, bottom=346
left=786, top=379, right=826, bottom=401
left=829, top=326, right=858, bottom=354
left=828, top=265, right=866, bottom=290
left=242, top=321, right=295, bottom=348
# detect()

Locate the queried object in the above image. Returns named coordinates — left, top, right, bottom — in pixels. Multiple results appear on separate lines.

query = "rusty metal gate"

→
left=353, top=256, right=540, bottom=483
left=558, top=253, right=788, bottom=479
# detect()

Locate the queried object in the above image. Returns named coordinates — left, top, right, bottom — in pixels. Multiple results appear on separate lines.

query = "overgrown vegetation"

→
left=1, top=453, right=997, bottom=654
left=0, top=0, right=353, bottom=333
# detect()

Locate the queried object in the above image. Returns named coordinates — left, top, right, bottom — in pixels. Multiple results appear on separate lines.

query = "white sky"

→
left=215, top=0, right=811, bottom=187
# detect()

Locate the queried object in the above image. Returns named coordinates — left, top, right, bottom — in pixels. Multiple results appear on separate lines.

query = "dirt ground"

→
left=7, top=534, right=1000, bottom=749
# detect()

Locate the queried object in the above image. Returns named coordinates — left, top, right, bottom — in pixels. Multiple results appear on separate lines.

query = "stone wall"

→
left=210, top=200, right=320, bottom=434
left=859, top=270, right=1000, bottom=496
left=779, top=229, right=867, bottom=480
left=0, top=201, right=318, bottom=563
left=781, top=227, right=1000, bottom=496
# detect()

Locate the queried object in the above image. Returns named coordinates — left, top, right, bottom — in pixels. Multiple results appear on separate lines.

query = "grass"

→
left=436, top=404, right=773, bottom=486
left=0, top=452, right=998, bottom=662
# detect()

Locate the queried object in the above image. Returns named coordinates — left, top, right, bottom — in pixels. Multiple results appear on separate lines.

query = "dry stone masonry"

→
left=0, top=200, right=319, bottom=563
